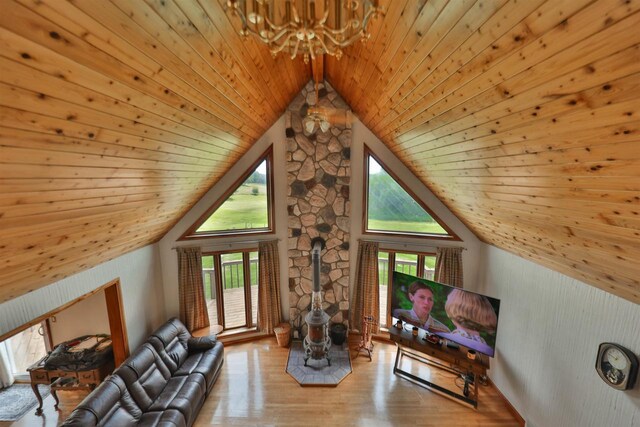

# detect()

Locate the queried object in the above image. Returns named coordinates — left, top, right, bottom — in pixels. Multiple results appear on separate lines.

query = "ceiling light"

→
left=303, top=108, right=331, bottom=135
left=226, top=0, right=384, bottom=63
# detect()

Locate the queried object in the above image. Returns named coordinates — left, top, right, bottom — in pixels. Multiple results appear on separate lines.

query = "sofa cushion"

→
left=148, top=318, right=190, bottom=373
left=61, top=375, right=142, bottom=426
left=187, top=336, right=216, bottom=353
left=147, top=375, right=206, bottom=425
left=138, top=409, right=187, bottom=427
left=114, top=344, right=172, bottom=411
left=174, top=342, right=224, bottom=393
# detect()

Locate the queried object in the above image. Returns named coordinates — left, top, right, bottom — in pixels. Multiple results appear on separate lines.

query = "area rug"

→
left=0, top=384, right=51, bottom=421
left=285, top=340, right=352, bottom=386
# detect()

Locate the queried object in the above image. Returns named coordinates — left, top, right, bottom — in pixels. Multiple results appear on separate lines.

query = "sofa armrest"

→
left=187, top=336, right=217, bottom=353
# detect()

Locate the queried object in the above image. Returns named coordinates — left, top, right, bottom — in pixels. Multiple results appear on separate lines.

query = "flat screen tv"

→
left=391, top=271, right=501, bottom=357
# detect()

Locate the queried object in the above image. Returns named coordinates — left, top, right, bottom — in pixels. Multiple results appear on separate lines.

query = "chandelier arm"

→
left=231, top=11, right=293, bottom=46
left=361, top=7, right=385, bottom=31
left=318, top=31, right=362, bottom=49
left=291, top=37, right=301, bottom=60
left=313, top=37, right=337, bottom=57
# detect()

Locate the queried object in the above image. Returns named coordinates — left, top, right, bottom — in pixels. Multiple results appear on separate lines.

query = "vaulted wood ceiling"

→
left=1, top=0, right=638, bottom=305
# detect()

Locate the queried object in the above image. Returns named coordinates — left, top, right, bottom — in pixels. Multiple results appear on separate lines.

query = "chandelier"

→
left=226, top=0, right=384, bottom=63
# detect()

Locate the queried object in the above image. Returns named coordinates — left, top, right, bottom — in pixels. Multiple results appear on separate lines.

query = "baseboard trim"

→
left=489, top=378, right=525, bottom=427
left=218, top=331, right=271, bottom=346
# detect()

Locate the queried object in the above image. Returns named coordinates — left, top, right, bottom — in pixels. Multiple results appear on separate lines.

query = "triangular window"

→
left=182, top=148, right=273, bottom=239
left=364, top=147, right=458, bottom=239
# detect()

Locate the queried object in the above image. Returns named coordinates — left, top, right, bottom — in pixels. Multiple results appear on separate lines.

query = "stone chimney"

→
left=286, top=80, right=351, bottom=336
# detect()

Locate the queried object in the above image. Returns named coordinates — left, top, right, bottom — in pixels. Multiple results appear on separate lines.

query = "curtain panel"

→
left=350, top=241, right=380, bottom=334
left=177, top=247, right=210, bottom=332
left=0, top=340, right=15, bottom=389
left=434, top=247, right=464, bottom=288
left=257, top=240, right=282, bottom=334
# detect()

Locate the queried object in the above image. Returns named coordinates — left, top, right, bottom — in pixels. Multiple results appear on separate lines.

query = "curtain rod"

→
left=171, top=238, right=281, bottom=250
left=357, top=238, right=467, bottom=250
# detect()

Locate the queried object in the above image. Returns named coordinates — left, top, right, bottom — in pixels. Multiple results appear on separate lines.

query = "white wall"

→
left=49, top=290, right=110, bottom=345
left=159, top=117, right=290, bottom=319
left=477, top=244, right=640, bottom=427
left=349, top=118, right=481, bottom=288
left=0, top=244, right=166, bottom=350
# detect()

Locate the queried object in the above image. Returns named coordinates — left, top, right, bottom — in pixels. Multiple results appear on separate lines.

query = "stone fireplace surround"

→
left=286, top=81, right=351, bottom=336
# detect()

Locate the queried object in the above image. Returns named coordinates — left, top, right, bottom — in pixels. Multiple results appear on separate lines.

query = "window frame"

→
left=202, top=248, right=258, bottom=332
left=379, top=248, right=437, bottom=329
left=180, top=146, right=275, bottom=240
left=363, top=146, right=460, bottom=241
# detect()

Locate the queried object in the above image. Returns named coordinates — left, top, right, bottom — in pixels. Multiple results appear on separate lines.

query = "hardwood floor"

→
left=2, top=337, right=520, bottom=426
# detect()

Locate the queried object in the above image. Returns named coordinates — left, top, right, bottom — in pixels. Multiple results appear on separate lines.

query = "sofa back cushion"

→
left=148, top=318, right=191, bottom=372
left=61, top=375, right=142, bottom=426
left=114, top=344, right=171, bottom=411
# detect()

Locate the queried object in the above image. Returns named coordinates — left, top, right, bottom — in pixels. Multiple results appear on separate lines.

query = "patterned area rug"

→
left=286, top=340, right=352, bottom=386
left=0, top=384, right=51, bottom=421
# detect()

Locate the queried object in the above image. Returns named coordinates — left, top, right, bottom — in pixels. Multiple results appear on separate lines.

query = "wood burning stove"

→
left=303, top=237, right=331, bottom=366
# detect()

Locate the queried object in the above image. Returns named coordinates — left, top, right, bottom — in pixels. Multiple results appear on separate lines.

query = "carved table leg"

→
left=31, top=383, right=44, bottom=415
left=52, top=387, right=60, bottom=410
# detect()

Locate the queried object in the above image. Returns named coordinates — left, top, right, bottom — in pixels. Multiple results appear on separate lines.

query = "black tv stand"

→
left=388, top=324, right=489, bottom=409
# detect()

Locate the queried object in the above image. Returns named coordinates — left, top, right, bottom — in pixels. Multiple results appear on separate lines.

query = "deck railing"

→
left=379, top=259, right=435, bottom=286
left=203, top=258, right=258, bottom=300
left=205, top=258, right=433, bottom=301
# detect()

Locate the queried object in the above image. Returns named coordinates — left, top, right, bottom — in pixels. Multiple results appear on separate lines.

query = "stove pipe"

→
left=303, top=237, right=331, bottom=366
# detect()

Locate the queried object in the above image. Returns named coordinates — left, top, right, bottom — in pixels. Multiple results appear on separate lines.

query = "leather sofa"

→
left=62, top=318, right=224, bottom=426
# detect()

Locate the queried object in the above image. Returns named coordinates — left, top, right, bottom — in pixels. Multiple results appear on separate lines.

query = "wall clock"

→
left=595, top=343, right=639, bottom=390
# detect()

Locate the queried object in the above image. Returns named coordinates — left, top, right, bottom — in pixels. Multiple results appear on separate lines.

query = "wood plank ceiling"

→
left=0, top=0, right=309, bottom=302
left=1, top=0, right=638, bottom=306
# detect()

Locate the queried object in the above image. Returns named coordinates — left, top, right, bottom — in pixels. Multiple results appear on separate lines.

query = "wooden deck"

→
left=7, top=324, right=46, bottom=375
left=206, top=286, right=258, bottom=329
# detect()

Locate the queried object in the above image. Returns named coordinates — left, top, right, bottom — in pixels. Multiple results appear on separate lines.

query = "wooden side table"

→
left=27, top=357, right=114, bottom=415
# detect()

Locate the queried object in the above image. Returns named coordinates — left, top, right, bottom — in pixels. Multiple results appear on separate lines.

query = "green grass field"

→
left=368, top=219, right=447, bottom=235
left=197, top=184, right=268, bottom=232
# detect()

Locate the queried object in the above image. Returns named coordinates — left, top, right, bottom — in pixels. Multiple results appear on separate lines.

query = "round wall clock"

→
left=595, top=342, right=639, bottom=390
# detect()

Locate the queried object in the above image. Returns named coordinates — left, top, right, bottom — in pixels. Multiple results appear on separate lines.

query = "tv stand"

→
left=388, top=325, right=489, bottom=409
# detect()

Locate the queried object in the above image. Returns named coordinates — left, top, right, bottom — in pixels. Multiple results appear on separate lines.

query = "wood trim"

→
left=104, top=280, right=130, bottom=366
left=0, top=278, right=129, bottom=368
left=311, top=55, right=324, bottom=85
left=42, top=319, right=54, bottom=352
left=213, top=254, right=225, bottom=328
left=488, top=378, right=526, bottom=427
left=386, top=252, right=395, bottom=328
left=362, top=145, right=461, bottom=241
left=179, top=146, right=275, bottom=240
left=242, top=251, right=252, bottom=328
left=0, top=278, right=119, bottom=343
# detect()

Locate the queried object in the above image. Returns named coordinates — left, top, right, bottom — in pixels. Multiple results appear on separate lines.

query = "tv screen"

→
left=391, top=271, right=501, bottom=357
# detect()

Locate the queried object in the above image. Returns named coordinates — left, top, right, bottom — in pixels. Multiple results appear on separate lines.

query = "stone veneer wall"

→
left=286, top=81, right=351, bottom=335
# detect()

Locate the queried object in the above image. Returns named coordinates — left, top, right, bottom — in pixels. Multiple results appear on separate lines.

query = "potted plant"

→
left=329, top=323, right=347, bottom=345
